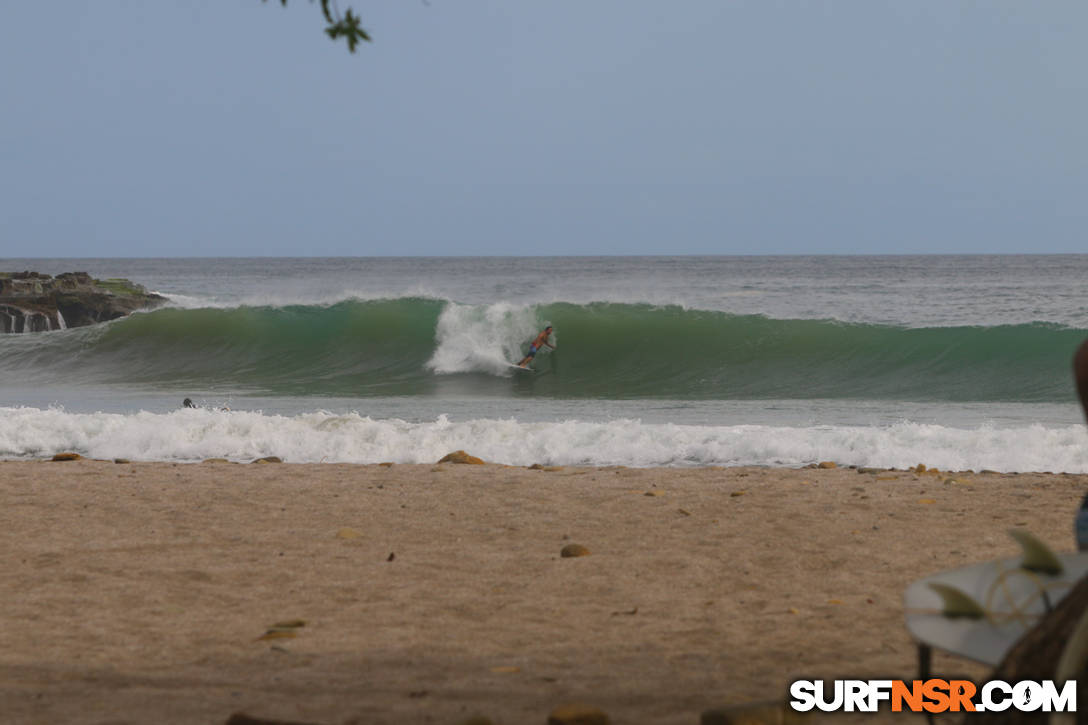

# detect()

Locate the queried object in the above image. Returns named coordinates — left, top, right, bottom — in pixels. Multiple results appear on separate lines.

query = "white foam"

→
left=1, top=407, right=1086, bottom=472
left=426, top=302, right=545, bottom=375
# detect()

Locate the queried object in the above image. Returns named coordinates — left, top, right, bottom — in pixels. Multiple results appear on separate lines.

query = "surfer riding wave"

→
left=517, top=326, right=555, bottom=368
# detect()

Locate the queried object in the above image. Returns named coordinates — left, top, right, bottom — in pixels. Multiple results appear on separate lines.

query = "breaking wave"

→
left=2, top=406, right=1086, bottom=472
left=0, top=298, right=1083, bottom=402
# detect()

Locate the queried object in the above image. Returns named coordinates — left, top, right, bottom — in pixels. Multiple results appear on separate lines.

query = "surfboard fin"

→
left=1008, top=529, right=1063, bottom=576
left=928, top=582, right=986, bottom=620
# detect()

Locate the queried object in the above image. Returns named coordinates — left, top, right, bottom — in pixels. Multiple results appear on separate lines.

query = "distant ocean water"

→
left=2, top=256, right=1087, bottom=471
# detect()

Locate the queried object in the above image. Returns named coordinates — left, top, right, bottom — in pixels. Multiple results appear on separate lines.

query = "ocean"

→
left=2, top=255, right=1087, bottom=471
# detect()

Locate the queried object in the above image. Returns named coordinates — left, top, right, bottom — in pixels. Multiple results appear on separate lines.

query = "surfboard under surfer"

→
left=517, top=325, right=555, bottom=368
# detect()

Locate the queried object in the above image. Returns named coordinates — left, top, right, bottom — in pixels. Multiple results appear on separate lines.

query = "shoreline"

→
left=2, top=460, right=1085, bottom=723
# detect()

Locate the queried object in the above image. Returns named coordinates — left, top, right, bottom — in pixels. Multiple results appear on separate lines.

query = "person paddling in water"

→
left=517, top=326, right=555, bottom=368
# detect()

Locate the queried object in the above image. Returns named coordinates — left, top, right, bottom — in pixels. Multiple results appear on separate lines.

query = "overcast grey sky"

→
left=1, top=2, right=1085, bottom=256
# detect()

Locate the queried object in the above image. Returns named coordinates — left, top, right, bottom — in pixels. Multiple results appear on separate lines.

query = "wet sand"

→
left=0, top=459, right=1084, bottom=724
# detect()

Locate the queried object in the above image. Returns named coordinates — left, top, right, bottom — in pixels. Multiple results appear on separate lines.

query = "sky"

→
left=1, top=1, right=1085, bottom=257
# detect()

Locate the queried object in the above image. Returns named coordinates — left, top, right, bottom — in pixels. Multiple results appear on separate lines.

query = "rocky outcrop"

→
left=0, top=271, right=166, bottom=333
left=437, top=450, right=486, bottom=464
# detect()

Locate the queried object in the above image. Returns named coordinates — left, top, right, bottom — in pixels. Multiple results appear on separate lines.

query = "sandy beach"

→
left=1, top=458, right=1084, bottom=724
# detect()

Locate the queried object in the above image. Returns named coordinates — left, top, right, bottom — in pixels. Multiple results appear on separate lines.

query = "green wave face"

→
left=2, top=299, right=444, bottom=396
left=0, top=299, right=1083, bottom=401
left=541, top=303, right=1084, bottom=401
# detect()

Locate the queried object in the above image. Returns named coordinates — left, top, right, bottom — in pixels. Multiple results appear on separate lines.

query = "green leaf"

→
left=1009, top=529, right=1063, bottom=576
left=264, top=0, right=370, bottom=53
left=928, top=582, right=986, bottom=620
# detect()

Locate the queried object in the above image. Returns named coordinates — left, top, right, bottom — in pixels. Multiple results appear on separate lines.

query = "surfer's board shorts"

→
left=526, top=344, right=538, bottom=357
